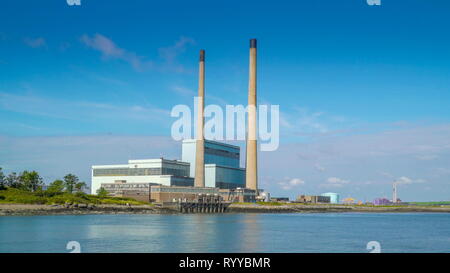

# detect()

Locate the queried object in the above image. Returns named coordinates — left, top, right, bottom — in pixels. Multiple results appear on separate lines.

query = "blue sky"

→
left=1, top=0, right=450, bottom=201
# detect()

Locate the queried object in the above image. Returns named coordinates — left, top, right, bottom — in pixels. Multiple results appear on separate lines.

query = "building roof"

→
left=128, top=158, right=190, bottom=165
left=92, top=158, right=190, bottom=169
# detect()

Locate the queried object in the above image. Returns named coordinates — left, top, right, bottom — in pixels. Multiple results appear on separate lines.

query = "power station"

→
left=91, top=39, right=260, bottom=203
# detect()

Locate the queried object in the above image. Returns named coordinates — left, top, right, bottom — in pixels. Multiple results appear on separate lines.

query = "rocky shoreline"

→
left=2, top=203, right=450, bottom=216
left=228, top=204, right=450, bottom=213
left=0, top=204, right=178, bottom=216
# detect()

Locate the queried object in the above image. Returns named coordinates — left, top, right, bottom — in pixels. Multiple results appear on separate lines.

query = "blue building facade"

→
left=182, top=139, right=245, bottom=189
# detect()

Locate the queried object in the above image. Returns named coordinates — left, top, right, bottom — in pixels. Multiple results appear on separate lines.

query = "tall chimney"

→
left=194, top=50, right=205, bottom=187
left=392, top=181, right=398, bottom=203
left=246, top=39, right=258, bottom=192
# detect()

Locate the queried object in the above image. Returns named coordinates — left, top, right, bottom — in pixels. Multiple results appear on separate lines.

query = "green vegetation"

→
left=0, top=168, right=44, bottom=192
left=96, top=187, right=109, bottom=198
left=63, top=174, right=87, bottom=193
left=0, top=168, right=5, bottom=190
left=256, top=202, right=284, bottom=206
left=0, top=167, right=148, bottom=206
left=410, top=201, right=450, bottom=206
left=0, top=187, right=148, bottom=205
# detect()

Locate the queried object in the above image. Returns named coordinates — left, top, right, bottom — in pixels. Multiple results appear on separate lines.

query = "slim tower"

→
left=194, top=50, right=205, bottom=187
left=392, top=181, right=398, bottom=203
left=246, top=39, right=258, bottom=192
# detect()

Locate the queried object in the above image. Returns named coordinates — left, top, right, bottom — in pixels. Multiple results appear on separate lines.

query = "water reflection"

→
left=2, top=213, right=450, bottom=252
left=238, top=214, right=261, bottom=252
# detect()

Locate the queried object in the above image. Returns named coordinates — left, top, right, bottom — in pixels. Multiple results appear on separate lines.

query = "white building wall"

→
left=91, top=158, right=190, bottom=194
left=181, top=140, right=196, bottom=178
left=205, top=165, right=217, bottom=188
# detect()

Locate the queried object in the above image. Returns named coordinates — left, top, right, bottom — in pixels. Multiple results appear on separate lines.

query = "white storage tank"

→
left=321, top=192, right=340, bottom=204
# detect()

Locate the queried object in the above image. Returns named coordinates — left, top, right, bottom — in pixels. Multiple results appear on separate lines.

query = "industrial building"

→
left=270, top=197, right=290, bottom=202
left=100, top=182, right=157, bottom=202
left=91, top=140, right=246, bottom=195
left=91, top=39, right=260, bottom=203
left=182, top=139, right=245, bottom=189
left=150, top=185, right=220, bottom=203
left=101, top=181, right=255, bottom=203
left=373, top=198, right=392, bottom=206
left=296, top=195, right=331, bottom=204
left=321, top=192, right=340, bottom=204
left=91, top=158, right=193, bottom=195
left=342, top=197, right=355, bottom=204
left=220, top=188, right=256, bottom=203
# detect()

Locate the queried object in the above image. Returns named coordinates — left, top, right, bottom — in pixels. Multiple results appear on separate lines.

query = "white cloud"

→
left=396, top=176, right=412, bottom=184
left=159, top=36, right=194, bottom=62
left=396, top=176, right=426, bottom=185
left=24, top=37, right=46, bottom=48
left=315, top=164, right=325, bottom=172
left=171, top=85, right=195, bottom=96
left=0, top=92, right=170, bottom=123
left=380, top=172, right=394, bottom=178
left=277, top=105, right=363, bottom=140
left=289, top=178, right=305, bottom=186
left=327, top=177, right=349, bottom=184
left=277, top=178, right=305, bottom=190
left=81, top=34, right=195, bottom=72
left=293, top=107, right=328, bottom=133
left=415, top=155, right=438, bottom=161
left=320, top=177, right=350, bottom=188
left=433, top=167, right=450, bottom=176
left=81, top=33, right=152, bottom=71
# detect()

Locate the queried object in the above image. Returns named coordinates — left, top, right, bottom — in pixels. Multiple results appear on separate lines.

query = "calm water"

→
left=1, top=213, right=450, bottom=253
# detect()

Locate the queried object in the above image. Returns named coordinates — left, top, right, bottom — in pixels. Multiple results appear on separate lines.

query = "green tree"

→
left=63, top=174, right=79, bottom=193
left=96, top=187, right=108, bottom=198
left=46, top=179, right=65, bottom=194
left=74, top=181, right=88, bottom=193
left=19, top=171, right=44, bottom=192
left=6, top=172, right=21, bottom=189
left=0, top=167, right=5, bottom=190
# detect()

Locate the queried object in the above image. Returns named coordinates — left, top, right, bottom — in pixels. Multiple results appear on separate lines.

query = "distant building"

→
left=342, top=197, right=355, bottom=204
left=296, top=195, right=330, bottom=204
left=373, top=198, right=392, bottom=206
left=271, top=197, right=290, bottom=202
left=91, top=158, right=193, bottom=194
left=321, top=192, right=340, bottom=204
left=100, top=182, right=256, bottom=203
left=150, top=185, right=220, bottom=203
left=101, top=182, right=157, bottom=202
left=256, top=190, right=271, bottom=202
left=220, top=188, right=257, bottom=203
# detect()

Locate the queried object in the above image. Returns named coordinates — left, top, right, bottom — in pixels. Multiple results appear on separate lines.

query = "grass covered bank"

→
left=0, top=188, right=148, bottom=206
